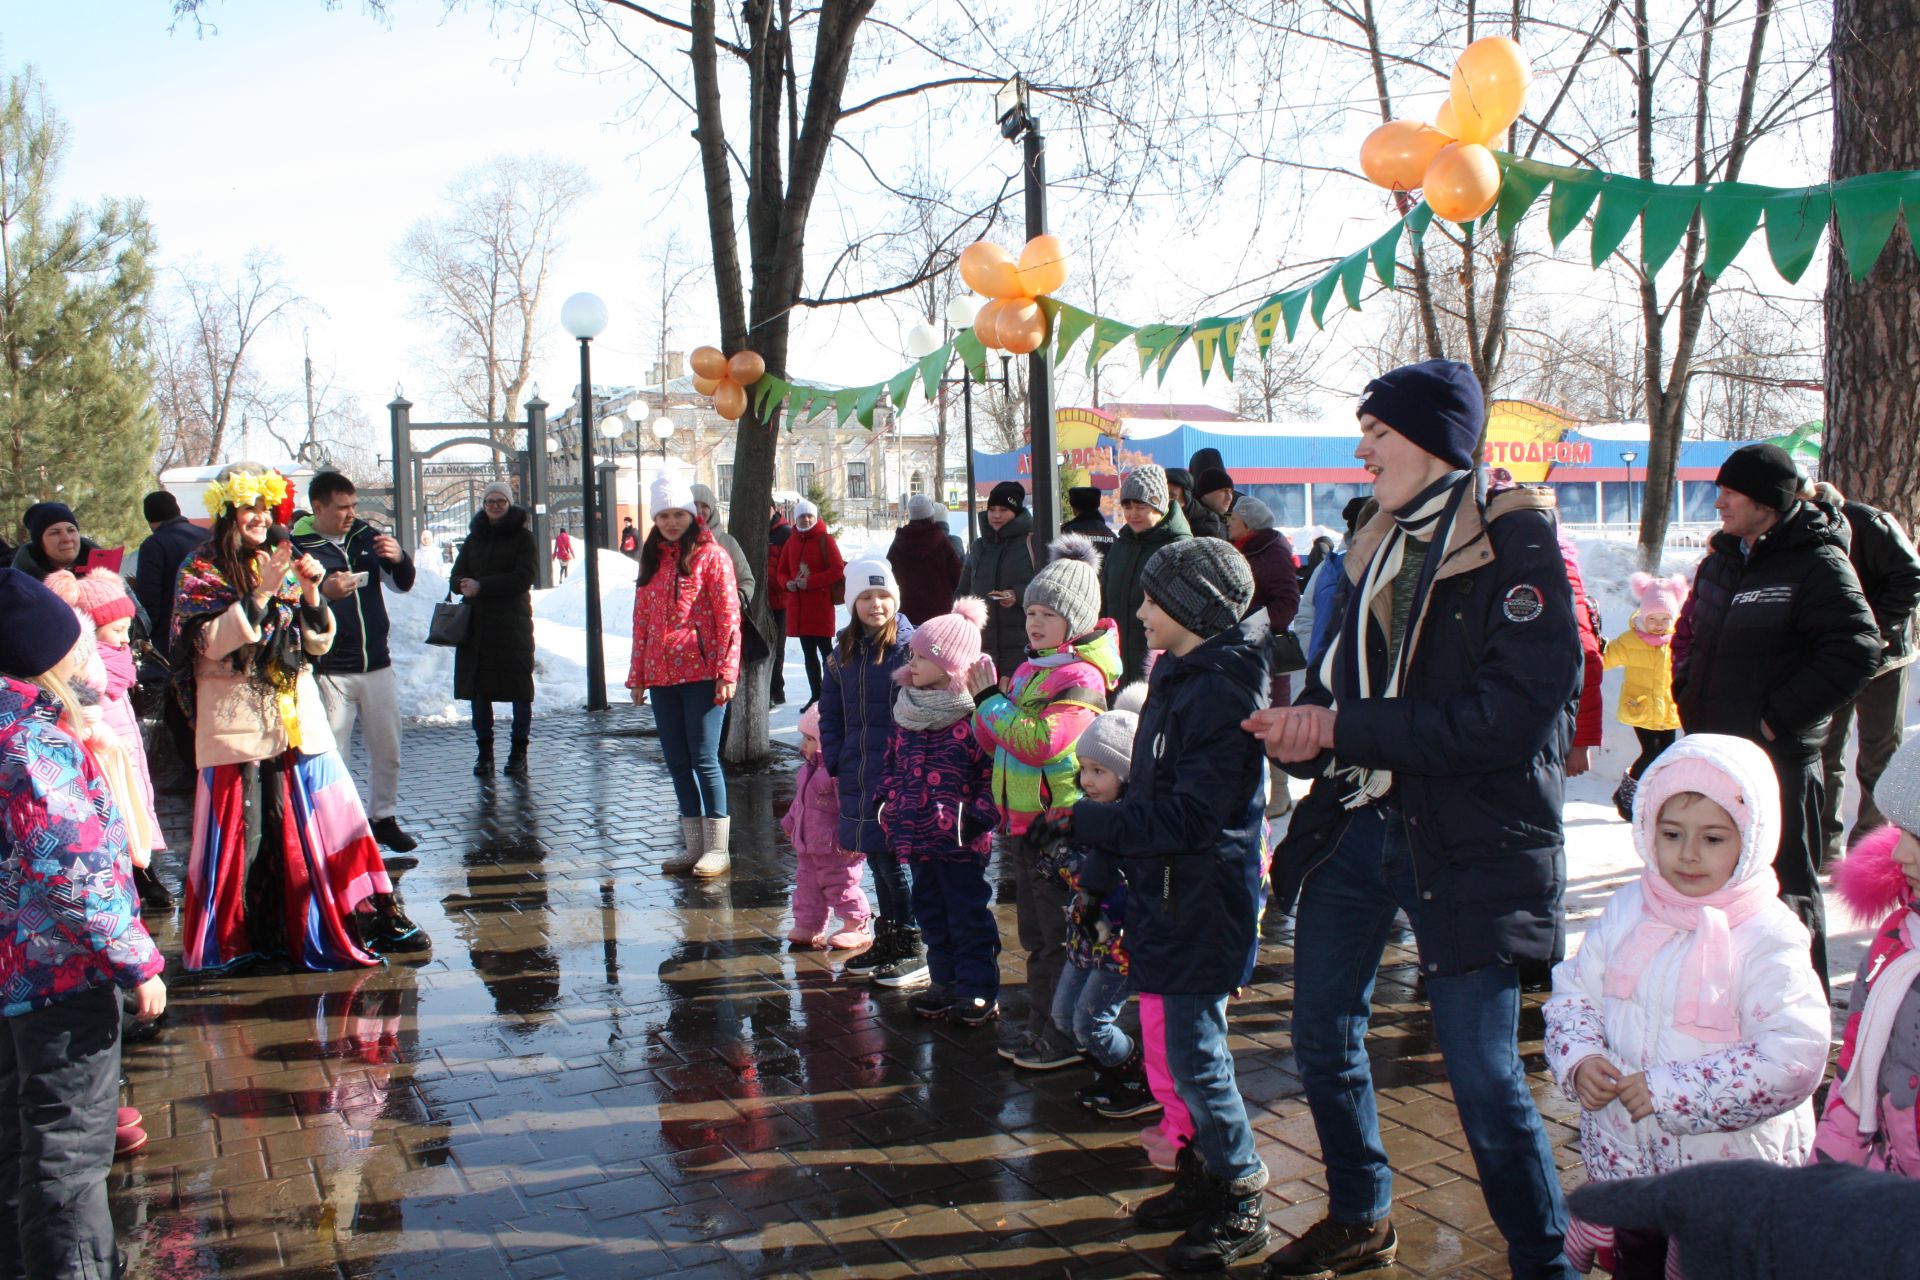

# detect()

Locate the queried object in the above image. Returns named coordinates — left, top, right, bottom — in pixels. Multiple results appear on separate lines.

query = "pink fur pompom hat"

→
left=898, top=596, right=989, bottom=693
left=1629, top=571, right=1688, bottom=620
left=1834, top=734, right=1920, bottom=923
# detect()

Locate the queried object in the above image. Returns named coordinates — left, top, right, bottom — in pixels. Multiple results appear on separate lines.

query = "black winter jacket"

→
left=289, top=516, right=417, bottom=673
left=957, top=511, right=1036, bottom=677
left=1184, top=500, right=1228, bottom=541
left=886, top=518, right=961, bottom=625
left=1061, top=512, right=1115, bottom=551
left=1100, top=504, right=1192, bottom=687
left=1673, top=501, right=1879, bottom=761
left=449, top=506, right=538, bottom=704
left=1273, top=489, right=1580, bottom=977
left=1839, top=499, right=1920, bottom=673
left=134, top=518, right=207, bottom=659
left=1074, top=617, right=1271, bottom=994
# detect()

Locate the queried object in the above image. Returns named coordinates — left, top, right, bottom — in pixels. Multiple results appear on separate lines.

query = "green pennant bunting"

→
left=1131, top=324, right=1186, bottom=377
left=854, top=383, right=883, bottom=429
left=752, top=374, right=788, bottom=418
left=1904, top=174, right=1920, bottom=263
left=1763, top=188, right=1832, bottom=284
left=1337, top=249, right=1370, bottom=312
left=1051, top=302, right=1096, bottom=364
left=1369, top=218, right=1406, bottom=289
left=1832, top=173, right=1910, bottom=281
left=1406, top=201, right=1435, bottom=238
left=1308, top=261, right=1343, bottom=328
left=1699, top=182, right=1770, bottom=279
left=1494, top=159, right=1554, bottom=241
left=1589, top=175, right=1654, bottom=267
left=1155, top=326, right=1192, bottom=385
left=832, top=387, right=860, bottom=426
left=1246, top=292, right=1287, bottom=353
left=1085, top=316, right=1137, bottom=372
left=1191, top=317, right=1240, bottom=383
left=1547, top=168, right=1602, bottom=248
left=886, top=366, right=916, bottom=411
left=1280, top=288, right=1310, bottom=343
left=918, top=347, right=948, bottom=400
left=786, top=387, right=817, bottom=426
left=1639, top=185, right=1702, bottom=275
left=954, top=328, right=990, bottom=381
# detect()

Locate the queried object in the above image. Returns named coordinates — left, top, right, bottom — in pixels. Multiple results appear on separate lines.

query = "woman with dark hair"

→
left=450, top=482, right=538, bottom=777
left=11, top=502, right=105, bottom=580
left=171, top=463, right=424, bottom=972
left=628, top=475, right=741, bottom=878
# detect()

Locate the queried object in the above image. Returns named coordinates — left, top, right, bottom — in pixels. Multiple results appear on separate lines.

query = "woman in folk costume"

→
left=171, top=463, right=427, bottom=971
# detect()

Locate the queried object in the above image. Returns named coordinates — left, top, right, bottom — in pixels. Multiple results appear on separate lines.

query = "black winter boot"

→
left=474, top=740, right=495, bottom=777
left=843, top=919, right=894, bottom=978
left=1133, top=1141, right=1213, bottom=1231
left=1166, top=1166, right=1270, bottom=1272
left=1086, top=1049, right=1162, bottom=1119
left=873, top=926, right=930, bottom=988
left=132, top=865, right=174, bottom=912
left=504, top=740, right=529, bottom=776
left=1612, top=770, right=1637, bottom=822
left=367, top=893, right=431, bottom=957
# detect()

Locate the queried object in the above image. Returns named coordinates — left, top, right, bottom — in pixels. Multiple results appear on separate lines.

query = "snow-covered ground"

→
left=382, top=523, right=1896, bottom=993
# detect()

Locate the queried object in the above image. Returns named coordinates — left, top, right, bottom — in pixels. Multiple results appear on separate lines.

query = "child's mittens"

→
left=966, top=655, right=999, bottom=698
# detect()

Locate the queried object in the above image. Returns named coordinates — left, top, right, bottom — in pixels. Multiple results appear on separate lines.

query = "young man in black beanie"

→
left=1250, top=358, right=1582, bottom=1279
left=1672, top=441, right=1880, bottom=995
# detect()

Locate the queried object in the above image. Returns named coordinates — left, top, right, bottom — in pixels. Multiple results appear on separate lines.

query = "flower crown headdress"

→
left=203, top=464, right=295, bottom=525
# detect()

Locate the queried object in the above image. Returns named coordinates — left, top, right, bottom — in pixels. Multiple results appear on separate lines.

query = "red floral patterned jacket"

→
left=626, top=534, right=741, bottom=691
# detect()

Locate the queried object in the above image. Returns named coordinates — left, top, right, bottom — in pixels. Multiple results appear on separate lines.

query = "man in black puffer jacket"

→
left=1252, top=360, right=1580, bottom=1280
left=1672, top=443, right=1880, bottom=993
left=1811, top=480, right=1920, bottom=859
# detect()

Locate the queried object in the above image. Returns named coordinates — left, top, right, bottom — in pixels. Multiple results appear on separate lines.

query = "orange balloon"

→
left=996, top=300, right=1049, bottom=355
left=1359, top=120, right=1454, bottom=191
left=1434, top=99, right=1460, bottom=138
left=690, top=346, right=728, bottom=380
left=712, top=378, right=748, bottom=420
left=1448, top=36, right=1532, bottom=144
left=727, top=350, right=765, bottom=385
left=691, top=373, right=722, bottom=396
left=1423, top=142, right=1503, bottom=223
left=1016, top=235, right=1071, bottom=296
left=959, top=242, right=1022, bottom=299
left=973, top=299, right=1010, bottom=349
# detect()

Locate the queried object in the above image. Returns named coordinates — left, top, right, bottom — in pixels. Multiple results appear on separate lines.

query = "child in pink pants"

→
left=783, top=704, right=872, bottom=950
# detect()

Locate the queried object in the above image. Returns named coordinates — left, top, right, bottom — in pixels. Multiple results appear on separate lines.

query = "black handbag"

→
left=426, top=592, right=472, bottom=647
left=1271, top=627, right=1308, bottom=676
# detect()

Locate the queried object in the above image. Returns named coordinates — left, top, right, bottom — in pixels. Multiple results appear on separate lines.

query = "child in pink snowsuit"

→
left=782, top=703, right=871, bottom=950
left=73, top=569, right=164, bottom=862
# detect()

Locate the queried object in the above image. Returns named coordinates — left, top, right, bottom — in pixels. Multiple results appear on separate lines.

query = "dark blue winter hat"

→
left=23, top=501, right=77, bottom=544
left=0, top=569, right=83, bottom=678
left=1356, top=359, right=1484, bottom=472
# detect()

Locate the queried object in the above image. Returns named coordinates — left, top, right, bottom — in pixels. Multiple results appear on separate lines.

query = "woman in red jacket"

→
left=628, top=476, right=741, bottom=878
left=775, top=500, right=844, bottom=708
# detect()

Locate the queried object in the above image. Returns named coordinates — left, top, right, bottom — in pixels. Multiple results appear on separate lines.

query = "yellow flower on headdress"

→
left=202, top=468, right=290, bottom=517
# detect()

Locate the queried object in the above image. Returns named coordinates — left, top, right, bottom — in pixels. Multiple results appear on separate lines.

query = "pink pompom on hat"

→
left=1629, top=571, right=1688, bottom=619
left=72, top=568, right=136, bottom=627
left=900, top=596, right=989, bottom=693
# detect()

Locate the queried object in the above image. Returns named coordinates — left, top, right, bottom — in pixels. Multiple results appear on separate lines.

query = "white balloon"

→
left=945, top=296, right=981, bottom=328
left=905, top=323, right=941, bottom=357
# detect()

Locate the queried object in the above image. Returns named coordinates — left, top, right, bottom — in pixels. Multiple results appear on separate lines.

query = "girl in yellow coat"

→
left=1604, top=571, right=1687, bottom=819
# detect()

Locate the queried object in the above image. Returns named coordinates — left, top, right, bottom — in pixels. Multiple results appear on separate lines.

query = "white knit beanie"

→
left=843, top=557, right=899, bottom=602
left=651, top=473, right=698, bottom=517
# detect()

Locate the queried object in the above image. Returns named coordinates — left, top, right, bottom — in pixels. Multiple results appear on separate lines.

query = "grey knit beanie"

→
left=1023, top=535, right=1104, bottom=640
left=1076, top=684, right=1147, bottom=781
left=1119, top=465, right=1169, bottom=514
left=1140, top=538, right=1254, bottom=639
left=906, top=493, right=937, bottom=521
left=1874, top=736, right=1920, bottom=835
left=1233, top=497, right=1275, bottom=531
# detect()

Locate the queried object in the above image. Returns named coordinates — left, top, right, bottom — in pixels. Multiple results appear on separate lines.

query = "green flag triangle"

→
left=1762, top=188, right=1832, bottom=284
left=1192, top=317, right=1242, bottom=384
left=954, top=328, right=990, bottom=381
left=1246, top=292, right=1287, bottom=353
left=1590, top=176, right=1654, bottom=267
left=752, top=374, right=789, bottom=418
left=1904, top=174, right=1920, bottom=263
left=854, top=383, right=883, bottom=429
left=1132, top=324, right=1186, bottom=377
left=1051, top=303, right=1096, bottom=364
left=1495, top=159, right=1554, bottom=241
left=1832, top=173, right=1910, bottom=280
left=1308, top=261, right=1343, bottom=328
left=1280, top=288, right=1310, bottom=343
left=1547, top=169, right=1602, bottom=247
left=1639, top=185, right=1701, bottom=275
left=1369, top=217, right=1406, bottom=288
left=886, top=366, right=916, bottom=411
left=1086, top=317, right=1138, bottom=372
left=1337, top=249, right=1370, bottom=313
left=1699, top=182, right=1769, bottom=278
left=1405, top=201, right=1435, bottom=239
left=918, top=346, right=949, bottom=400
left=833, top=387, right=860, bottom=426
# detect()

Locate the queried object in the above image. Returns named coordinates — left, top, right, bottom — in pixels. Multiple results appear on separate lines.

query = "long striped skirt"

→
left=182, top=749, right=392, bottom=972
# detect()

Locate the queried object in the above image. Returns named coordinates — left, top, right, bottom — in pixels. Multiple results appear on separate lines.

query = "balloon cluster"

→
left=689, top=346, right=766, bottom=421
left=956, top=235, right=1071, bottom=355
left=1359, top=37, right=1533, bottom=223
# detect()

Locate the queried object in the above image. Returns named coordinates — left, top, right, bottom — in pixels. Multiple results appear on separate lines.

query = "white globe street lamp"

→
left=559, top=290, right=610, bottom=710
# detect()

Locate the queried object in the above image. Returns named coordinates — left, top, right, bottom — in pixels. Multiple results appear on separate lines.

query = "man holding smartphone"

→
left=292, top=471, right=420, bottom=854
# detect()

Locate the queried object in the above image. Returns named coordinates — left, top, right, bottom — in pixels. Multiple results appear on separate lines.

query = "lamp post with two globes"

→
left=561, top=291, right=611, bottom=711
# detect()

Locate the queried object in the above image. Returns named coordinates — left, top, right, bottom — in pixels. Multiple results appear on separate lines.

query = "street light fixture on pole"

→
left=624, top=399, right=650, bottom=507
left=994, top=75, right=1057, bottom=543
left=560, top=290, right=610, bottom=712
left=1621, top=449, right=1640, bottom=529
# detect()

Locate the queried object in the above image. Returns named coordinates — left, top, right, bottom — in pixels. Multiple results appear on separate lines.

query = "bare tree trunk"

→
left=1823, top=0, right=1920, bottom=528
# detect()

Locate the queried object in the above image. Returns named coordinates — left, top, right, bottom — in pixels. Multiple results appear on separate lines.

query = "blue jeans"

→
left=1291, top=805, right=1573, bottom=1279
left=649, top=680, right=728, bottom=817
left=869, top=852, right=914, bottom=926
left=1050, top=963, right=1132, bottom=1067
left=1158, top=992, right=1261, bottom=1182
left=909, top=859, right=998, bottom=1000
left=471, top=698, right=530, bottom=746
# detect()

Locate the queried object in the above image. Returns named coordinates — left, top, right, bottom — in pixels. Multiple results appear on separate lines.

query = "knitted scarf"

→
left=1603, top=861, right=1781, bottom=1043
left=1315, top=470, right=1471, bottom=808
left=892, top=683, right=976, bottom=732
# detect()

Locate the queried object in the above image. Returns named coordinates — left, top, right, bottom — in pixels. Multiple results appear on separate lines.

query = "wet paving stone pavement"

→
left=117, top=712, right=1585, bottom=1279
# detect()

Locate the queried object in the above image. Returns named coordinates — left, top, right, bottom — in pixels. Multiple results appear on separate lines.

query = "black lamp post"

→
left=1621, top=449, right=1639, bottom=529
left=561, top=291, right=610, bottom=712
left=996, top=75, right=1057, bottom=542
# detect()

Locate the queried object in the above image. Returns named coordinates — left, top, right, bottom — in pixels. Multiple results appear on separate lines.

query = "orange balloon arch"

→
left=689, top=345, right=766, bottom=421
left=1357, top=36, right=1533, bottom=223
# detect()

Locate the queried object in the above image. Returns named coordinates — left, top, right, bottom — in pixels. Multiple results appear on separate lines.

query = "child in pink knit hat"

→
left=781, top=701, right=870, bottom=950
left=876, top=597, right=1002, bottom=1022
